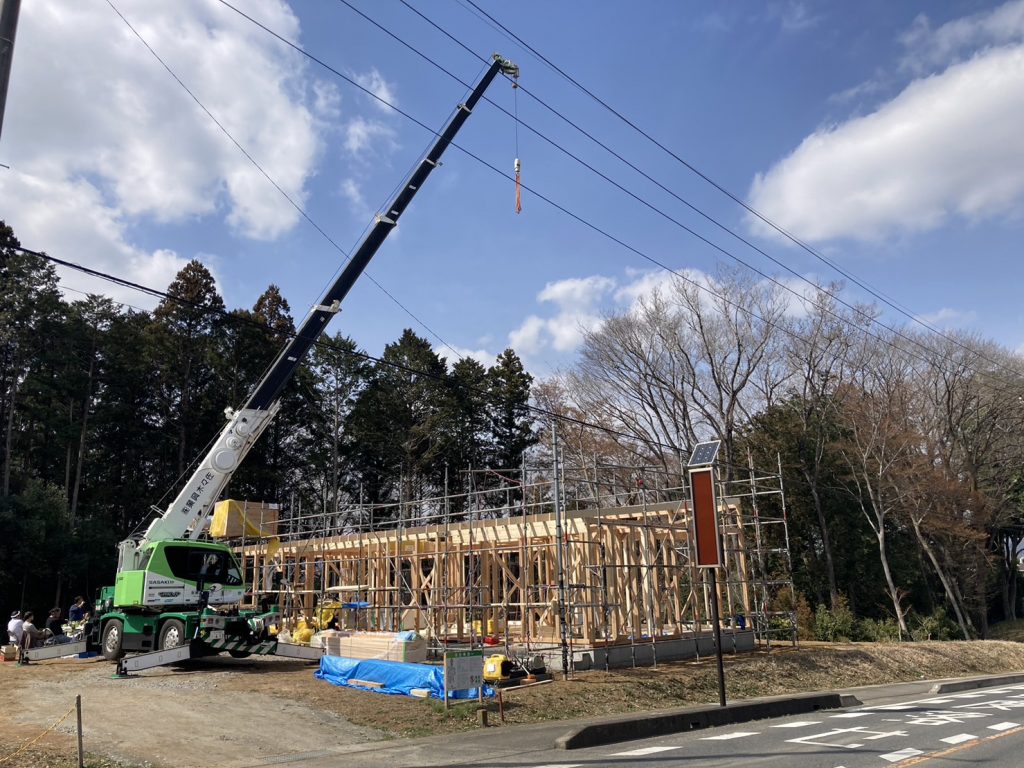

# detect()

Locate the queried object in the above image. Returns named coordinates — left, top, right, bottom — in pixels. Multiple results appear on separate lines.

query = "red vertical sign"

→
left=690, top=467, right=721, bottom=567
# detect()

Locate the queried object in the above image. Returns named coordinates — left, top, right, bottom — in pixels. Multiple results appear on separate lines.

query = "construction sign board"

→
left=444, top=649, right=483, bottom=705
left=689, top=467, right=722, bottom=568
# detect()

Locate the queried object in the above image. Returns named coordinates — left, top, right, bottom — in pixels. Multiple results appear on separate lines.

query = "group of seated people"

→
left=7, top=597, right=92, bottom=660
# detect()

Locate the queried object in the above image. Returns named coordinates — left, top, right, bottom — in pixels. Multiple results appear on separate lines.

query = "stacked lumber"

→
left=324, top=631, right=427, bottom=663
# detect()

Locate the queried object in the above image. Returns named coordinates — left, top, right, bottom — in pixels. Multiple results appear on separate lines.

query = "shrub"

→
left=813, top=595, right=855, bottom=642
left=855, top=617, right=901, bottom=642
left=910, top=608, right=961, bottom=641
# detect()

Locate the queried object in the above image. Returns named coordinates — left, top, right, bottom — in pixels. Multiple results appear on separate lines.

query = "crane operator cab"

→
left=114, top=540, right=244, bottom=610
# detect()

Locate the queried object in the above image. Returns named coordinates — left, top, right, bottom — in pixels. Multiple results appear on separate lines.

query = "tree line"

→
left=0, top=222, right=535, bottom=614
left=543, top=266, right=1024, bottom=639
left=6, top=214, right=1023, bottom=641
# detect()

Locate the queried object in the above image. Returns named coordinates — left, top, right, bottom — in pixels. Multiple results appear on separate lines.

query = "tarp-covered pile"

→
left=315, top=656, right=493, bottom=700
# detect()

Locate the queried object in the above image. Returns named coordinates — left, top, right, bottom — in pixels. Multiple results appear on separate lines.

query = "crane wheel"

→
left=101, top=619, right=125, bottom=661
left=158, top=619, right=187, bottom=650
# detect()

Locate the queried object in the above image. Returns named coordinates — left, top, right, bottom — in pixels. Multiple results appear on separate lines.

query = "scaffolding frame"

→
left=232, top=445, right=796, bottom=665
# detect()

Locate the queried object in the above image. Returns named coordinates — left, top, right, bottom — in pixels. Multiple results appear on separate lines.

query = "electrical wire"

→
left=388, top=0, right=1024, bottom=393
left=455, top=0, right=1008, bottom=373
left=14, top=244, right=698, bottom=457
left=105, top=0, right=467, bottom=364
left=107, top=0, right=1024, bottom=407
left=320, top=0, right=1024, bottom=405
left=94, top=3, right=1024, bottom=409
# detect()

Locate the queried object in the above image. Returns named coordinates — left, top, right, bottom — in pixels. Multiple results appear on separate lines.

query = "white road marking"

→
left=941, top=733, right=977, bottom=744
left=830, top=712, right=875, bottom=718
left=700, top=731, right=760, bottom=740
left=952, top=692, right=988, bottom=698
left=988, top=721, right=1020, bottom=731
left=531, top=764, right=583, bottom=768
left=880, top=748, right=924, bottom=762
left=921, top=698, right=954, bottom=704
left=770, top=721, right=822, bottom=728
left=876, top=704, right=917, bottom=710
left=608, top=746, right=679, bottom=756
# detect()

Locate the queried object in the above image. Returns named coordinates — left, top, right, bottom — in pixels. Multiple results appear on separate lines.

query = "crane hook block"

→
left=493, top=53, right=519, bottom=80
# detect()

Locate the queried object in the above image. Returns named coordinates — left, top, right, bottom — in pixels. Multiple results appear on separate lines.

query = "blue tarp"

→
left=315, top=655, right=493, bottom=700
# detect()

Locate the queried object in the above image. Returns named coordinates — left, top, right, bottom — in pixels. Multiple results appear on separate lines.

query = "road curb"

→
left=554, top=692, right=845, bottom=750
left=930, top=673, right=1024, bottom=695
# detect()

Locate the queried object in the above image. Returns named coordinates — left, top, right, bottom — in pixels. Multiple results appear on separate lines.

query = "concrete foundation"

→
left=530, top=629, right=756, bottom=673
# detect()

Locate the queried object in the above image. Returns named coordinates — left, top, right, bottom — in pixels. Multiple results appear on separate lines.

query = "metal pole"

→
left=0, top=0, right=20, bottom=145
left=75, top=694, right=84, bottom=768
left=709, top=568, right=727, bottom=707
left=552, top=423, right=570, bottom=678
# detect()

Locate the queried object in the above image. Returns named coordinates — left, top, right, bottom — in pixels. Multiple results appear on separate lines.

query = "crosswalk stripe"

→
left=700, top=731, right=759, bottom=740
left=988, top=721, right=1020, bottom=731
left=880, top=748, right=923, bottom=762
left=608, top=746, right=679, bottom=756
left=830, top=712, right=874, bottom=718
left=770, top=720, right=821, bottom=728
left=941, top=733, right=977, bottom=744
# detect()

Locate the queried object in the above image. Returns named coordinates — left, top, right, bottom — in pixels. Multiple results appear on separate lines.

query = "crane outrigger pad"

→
left=114, top=643, right=192, bottom=677
left=273, top=642, right=324, bottom=661
left=23, top=641, right=89, bottom=662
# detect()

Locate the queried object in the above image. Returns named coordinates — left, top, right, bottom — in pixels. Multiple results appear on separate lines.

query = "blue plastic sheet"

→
left=315, top=656, right=493, bottom=700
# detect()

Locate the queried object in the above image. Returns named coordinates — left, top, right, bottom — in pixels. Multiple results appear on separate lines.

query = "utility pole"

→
left=0, top=0, right=21, bottom=145
left=552, top=423, right=570, bottom=678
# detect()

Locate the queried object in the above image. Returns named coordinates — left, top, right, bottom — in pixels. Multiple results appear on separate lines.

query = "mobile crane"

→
left=72, top=54, right=520, bottom=675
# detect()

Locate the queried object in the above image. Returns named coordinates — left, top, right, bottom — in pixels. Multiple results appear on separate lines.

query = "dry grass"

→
left=5, top=637, right=1024, bottom=764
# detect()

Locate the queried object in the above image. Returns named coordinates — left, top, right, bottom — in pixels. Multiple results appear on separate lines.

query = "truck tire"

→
left=101, top=619, right=125, bottom=661
left=158, top=619, right=187, bottom=650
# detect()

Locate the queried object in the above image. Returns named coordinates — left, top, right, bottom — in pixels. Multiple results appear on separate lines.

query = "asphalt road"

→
left=488, top=682, right=1024, bottom=768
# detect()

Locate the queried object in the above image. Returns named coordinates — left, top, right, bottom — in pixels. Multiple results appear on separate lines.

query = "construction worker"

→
left=7, top=610, right=23, bottom=646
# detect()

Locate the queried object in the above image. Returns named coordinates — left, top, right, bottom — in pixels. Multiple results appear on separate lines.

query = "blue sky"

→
left=2, top=0, right=1023, bottom=375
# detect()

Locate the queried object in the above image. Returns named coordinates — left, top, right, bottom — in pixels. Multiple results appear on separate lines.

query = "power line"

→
left=454, top=0, right=1003, bottom=373
left=96, top=1, right=1023, bottom=409
left=325, top=0, right=1024, bottom=397
left=343, top=0, right=957, bottom=379
left=105, top=0, right=466, bottom=364
left=214, top=0, right=1024, bottom=400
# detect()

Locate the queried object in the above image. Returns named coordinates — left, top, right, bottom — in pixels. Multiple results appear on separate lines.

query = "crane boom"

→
left=118, top=53, right=519, bottom=570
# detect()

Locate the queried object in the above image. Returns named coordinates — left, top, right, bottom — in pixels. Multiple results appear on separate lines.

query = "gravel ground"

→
left=4, top=640, right=1024, bottom=768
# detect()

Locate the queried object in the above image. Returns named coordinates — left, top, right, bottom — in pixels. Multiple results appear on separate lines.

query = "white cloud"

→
left=0, top=0, right=323, bottom=305
left=509, top=276, right=615, bottom=354
left=312, top=80, right=343, bottom=122
left=537, top=275, right=615, bottom=310
left=914, top=307, right=978, bottom=329
left=749, top=44, right=1024, bottom=243
left=509, top=316, right=548, bottom=357
left=901, top=0, right=1024, bottom=73
left=354, top=69, right=398, bottom=111
left=343, top=116, right=396, bottom=156
left=510, top=270, right=725, bottom=359
left=340, top=178, right=371, bottom=219
left=769, top=1, right=821, bottom=33
left=436, top=345, right=494, bottom=367
left=3, top=170, right=190, bottom=306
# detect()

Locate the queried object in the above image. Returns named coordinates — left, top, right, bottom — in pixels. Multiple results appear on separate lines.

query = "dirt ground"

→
left=5, top=640, right=1024, bottom=768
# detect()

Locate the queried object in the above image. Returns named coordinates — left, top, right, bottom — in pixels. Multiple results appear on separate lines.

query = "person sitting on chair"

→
left=21, top=612, right=47, bottom=651
left=44, top=608, right=72, bottom=644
